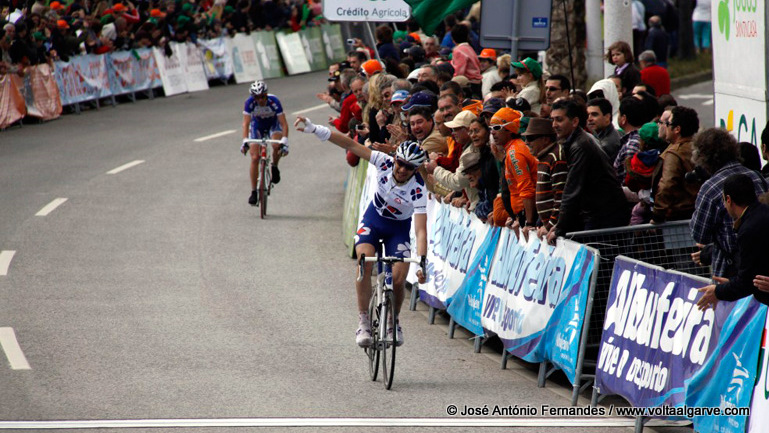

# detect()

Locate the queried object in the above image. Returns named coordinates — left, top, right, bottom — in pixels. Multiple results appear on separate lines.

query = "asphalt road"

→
left=0, top=73, right=712, bottom=433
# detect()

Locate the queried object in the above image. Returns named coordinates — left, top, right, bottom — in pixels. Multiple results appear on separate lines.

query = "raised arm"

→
left=294, top=116, right=372, bottom=161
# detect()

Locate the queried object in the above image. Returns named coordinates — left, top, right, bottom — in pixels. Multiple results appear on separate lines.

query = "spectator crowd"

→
left=1, top=0, right=325, bottom=74
left=314, top=8, right=769, bottom=304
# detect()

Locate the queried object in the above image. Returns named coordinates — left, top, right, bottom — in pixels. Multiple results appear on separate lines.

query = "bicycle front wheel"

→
left=259, top=159, right=269, bottom=219
left=366, top=292, right=380, bottom=381
left=381, top=291, right=396, bottom=390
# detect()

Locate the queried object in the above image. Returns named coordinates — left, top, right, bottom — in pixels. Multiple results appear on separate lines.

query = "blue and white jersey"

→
left=244, top=94, right=284, bottom=133
left=368, top=151, right=427, bottom=221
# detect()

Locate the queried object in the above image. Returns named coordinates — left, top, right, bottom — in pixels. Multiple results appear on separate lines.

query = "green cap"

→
left=393, top=30, right=407, bottom=42
left=181, top=3, right=193, bottom=12
left=511, top=57, right=542, bottom=79
left=639, top=121, right=663, bottom=147
left=148, top=17, right=158, bottom=25
left=32, top=31, right=46, bottom=41
left=223, top=5, right=235, bottom=13
left=177, top=14, right=191, bottom=24
left=100, top=13, right=113, bottom=24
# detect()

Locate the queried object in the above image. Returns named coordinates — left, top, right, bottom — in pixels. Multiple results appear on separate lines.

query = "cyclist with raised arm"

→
left=295, top=115, right=428, bottom=347
left=242, top=80, right=290, bottom=206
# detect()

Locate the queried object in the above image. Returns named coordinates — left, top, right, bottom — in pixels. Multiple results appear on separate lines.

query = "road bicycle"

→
left=242, top=138, right=282, bottom=219
left=357, top=243, right=425, bottom=390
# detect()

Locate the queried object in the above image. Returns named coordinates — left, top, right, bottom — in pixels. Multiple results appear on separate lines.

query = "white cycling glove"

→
left=280, top=136, right=288, bottom=146
left=240, top=139, right=250, bottom=154
left=299, top=118, right=331, bottom=141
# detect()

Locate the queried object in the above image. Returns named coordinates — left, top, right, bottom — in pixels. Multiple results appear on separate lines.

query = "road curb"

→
left=671, top=70, right=713, bottom=91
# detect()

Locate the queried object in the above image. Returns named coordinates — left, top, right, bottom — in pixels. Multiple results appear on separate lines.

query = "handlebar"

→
left=243, top=139, right=283, bottom=145
left=356, top=254, right=426, bottom=282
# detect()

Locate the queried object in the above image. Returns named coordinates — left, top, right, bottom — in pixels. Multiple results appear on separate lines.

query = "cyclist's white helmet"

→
left=250, top=80, right=267, bottom=96
left=395, top=140, right=427, bottom=166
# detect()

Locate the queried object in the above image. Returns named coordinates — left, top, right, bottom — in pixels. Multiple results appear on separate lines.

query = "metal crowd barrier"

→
left=564, top=220, right=710, bottom=380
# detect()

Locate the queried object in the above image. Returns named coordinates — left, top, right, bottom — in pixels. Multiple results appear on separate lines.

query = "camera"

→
left=346, top=38, right=356, bottom=46
left=685, top=166, right=710, bottom=184
left=356, top=124, right=366, bottom=130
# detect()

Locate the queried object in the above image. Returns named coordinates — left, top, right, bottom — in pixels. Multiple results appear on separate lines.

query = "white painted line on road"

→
left=193, top=130, right=236, bottom=142
left=293, top=103, right=329, bottom=115
left=703, top=99, right=714, bottom=106
left=107, top=160, right=145, bottom=175
left=677, top=93, right=713, bottom=100
left=0, top=417, right=638, bottom=429
left=0, top=251, right=16, bottom=276
left=0, top=328, right=31, bottom=370
left=36, top=198, right=68, bottom=216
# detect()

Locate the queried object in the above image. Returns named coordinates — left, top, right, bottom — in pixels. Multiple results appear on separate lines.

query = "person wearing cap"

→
left=650, top=106, right=701, bottom=223
left=449, top=24, right=482, bottom=98
left=549, top=99, right=629, bottom=242
left=429, top=111, right=481, bottom=208
left=489, top=107, right=538, bottom=229
left=511, top=57, right=544, bottom=115
left=521, top=118, right=568, bottom=236
left=479, top=48, right=501, bottom=97
left=360, top=59, right=383, bottom=78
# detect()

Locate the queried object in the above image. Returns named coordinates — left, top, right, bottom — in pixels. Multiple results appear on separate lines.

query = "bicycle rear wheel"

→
left=381, top=291, right=396, bottom=390
left=259, top=158, right=268, bottom=219
left=366, top=291, right=380, bottom=381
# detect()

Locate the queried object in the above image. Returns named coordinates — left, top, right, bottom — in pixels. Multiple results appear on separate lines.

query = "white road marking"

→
left=0, top=328, right=31, bottom=370
left=35, top=198, right=68, bottom=216
left=193, top=130, right=236, bottom=142
left=676, top=93, right=713, bottom=100
left=293, top=103, right=329, bottom=115
left=107, top=160, right=145, bottom=175
left=0, top=417, right=638, bottom=429
left=703, top=99, right=714, bottom=106
left=0, top=251, right=15, bottom=276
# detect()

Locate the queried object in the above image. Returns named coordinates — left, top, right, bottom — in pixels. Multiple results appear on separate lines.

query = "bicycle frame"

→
left=358, top=245, right=424, bottom=389
left=244, top=138, right=281, bottom=219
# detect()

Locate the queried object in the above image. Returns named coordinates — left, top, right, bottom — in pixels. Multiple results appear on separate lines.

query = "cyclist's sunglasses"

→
left=490, top=122, right=513, bottom=131
left=395, top=158, right=418, bottom=171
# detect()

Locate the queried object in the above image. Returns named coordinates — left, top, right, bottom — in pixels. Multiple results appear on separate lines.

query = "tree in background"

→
left=546, top=0, right=587, bottom=90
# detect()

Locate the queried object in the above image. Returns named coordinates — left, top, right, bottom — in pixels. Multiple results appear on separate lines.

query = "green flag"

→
left=404, top=0, right=478, bottom=36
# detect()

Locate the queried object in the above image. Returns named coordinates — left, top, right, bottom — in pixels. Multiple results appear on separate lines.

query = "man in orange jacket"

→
left=490, top=107, right=538, bottom=228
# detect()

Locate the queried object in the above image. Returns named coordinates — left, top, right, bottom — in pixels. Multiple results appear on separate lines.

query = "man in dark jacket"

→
left=697, top=174, right=769, bottom=310
left=549, top=99, right=629, bottom=242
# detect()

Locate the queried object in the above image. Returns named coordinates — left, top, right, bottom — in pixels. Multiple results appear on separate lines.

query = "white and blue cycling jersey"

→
left=244, top=94, right=284, bottom=137
left=368, top=151, right=427, bottom=220
left=354, top=151, right=426, bottom=258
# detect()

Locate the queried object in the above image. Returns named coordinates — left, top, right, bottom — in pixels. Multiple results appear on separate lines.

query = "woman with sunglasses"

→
left=294, top=115, right=428, bottom=348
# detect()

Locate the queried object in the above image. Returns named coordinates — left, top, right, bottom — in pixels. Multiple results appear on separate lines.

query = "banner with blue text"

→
left=480, top=232, right=591, bottom=384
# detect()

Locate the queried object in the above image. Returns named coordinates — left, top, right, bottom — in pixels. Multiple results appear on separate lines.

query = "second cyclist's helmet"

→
left=250, top=80, right=267, bottom=96
left=395, top=140, right=427, bottom=166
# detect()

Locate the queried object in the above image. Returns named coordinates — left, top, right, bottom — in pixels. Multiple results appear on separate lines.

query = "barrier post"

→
left=571, top=246, right=600, bottom=405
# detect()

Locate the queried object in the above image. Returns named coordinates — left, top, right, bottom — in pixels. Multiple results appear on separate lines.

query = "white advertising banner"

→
left=182, top=42, right=210, bottom=92
left=153, top=47, right=187, bottom=96
left=322, top=0, right=411, bottom=22
left=275, top=32, right=311, bottom=75
left=748, top=313, right=769, bottom=433
left=712, top=0, right=767, bottom=156
left=227, top=34, right=263, bottom=84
